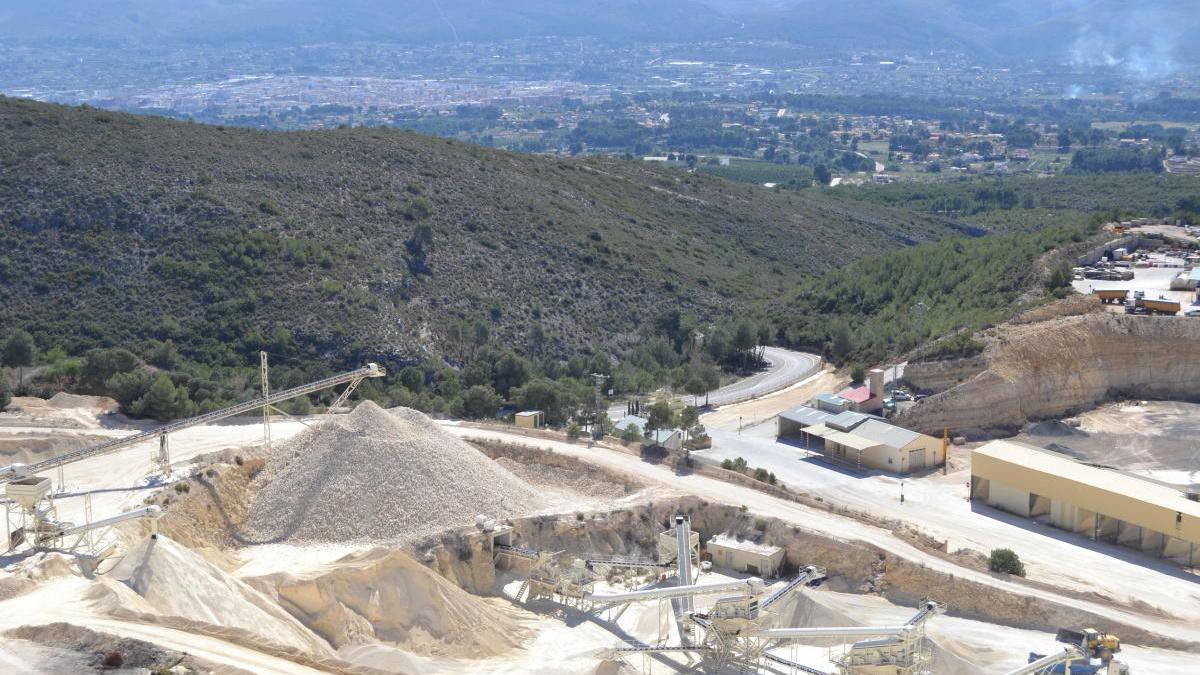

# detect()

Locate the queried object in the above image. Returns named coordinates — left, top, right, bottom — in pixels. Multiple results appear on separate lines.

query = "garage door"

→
left=909, top=449, right=926, bottom=470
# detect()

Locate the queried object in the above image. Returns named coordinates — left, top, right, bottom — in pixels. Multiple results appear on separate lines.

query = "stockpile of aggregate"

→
left=244, top=401, right=542, bottom=543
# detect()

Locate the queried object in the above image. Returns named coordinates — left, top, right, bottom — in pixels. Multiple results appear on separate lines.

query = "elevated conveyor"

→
left=0, top=363, right=385, bottom=482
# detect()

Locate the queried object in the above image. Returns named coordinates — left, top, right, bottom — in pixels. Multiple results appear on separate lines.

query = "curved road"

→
left=704, top=347, right=822, bottom=407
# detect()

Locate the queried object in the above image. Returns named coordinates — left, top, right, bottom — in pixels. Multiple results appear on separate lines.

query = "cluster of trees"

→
left=773, top=225, right=1092, bottom=366
left=1071, top=147, right=1165, bottom=174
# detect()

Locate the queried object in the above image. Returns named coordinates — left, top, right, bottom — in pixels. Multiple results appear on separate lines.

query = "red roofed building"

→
left=837, top=369, right=885, bottom=414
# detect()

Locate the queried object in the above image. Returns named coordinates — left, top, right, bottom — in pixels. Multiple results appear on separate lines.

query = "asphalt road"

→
left=702, top=347, right=822, bottom=407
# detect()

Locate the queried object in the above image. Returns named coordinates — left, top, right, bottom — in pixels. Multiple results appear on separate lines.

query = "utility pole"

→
left=260, top=351, right=272, bottom=454
left=943, top=427, right=949, bottom=476
left=591, top=373, right=608, bottom=440
left=912, top=301, right=929, bottom=337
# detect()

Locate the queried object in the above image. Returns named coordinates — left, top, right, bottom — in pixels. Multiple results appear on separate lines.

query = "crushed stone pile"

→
left=244, top=401, right=543, bottom=543
left=91, top=535, right=332, bottom=656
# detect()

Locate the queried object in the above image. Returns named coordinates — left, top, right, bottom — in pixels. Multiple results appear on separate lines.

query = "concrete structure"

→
left=514, top=410, right=544, bottom=429
left=706, top=534, right=785, bottom=577
left=972, top=440, right=1200, bottom=565
left=777, top=406, right=943, bottom=473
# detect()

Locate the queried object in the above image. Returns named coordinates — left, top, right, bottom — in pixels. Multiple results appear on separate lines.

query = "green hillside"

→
left=0, top=97, right=957, bottom=375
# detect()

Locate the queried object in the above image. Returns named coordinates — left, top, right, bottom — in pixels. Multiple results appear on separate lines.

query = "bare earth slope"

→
left=897, top=313, right=1200, bottom=436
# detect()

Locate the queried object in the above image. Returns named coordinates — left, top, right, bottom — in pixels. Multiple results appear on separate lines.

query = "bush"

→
left=988, top=548, right=1025, bottom=576
left=566, top=420, right=581, bottom=440
left=620, top=423, right=643, bottom=444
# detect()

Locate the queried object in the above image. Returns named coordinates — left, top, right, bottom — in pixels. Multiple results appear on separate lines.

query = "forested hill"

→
left=0, top=97, right=956, bottom=370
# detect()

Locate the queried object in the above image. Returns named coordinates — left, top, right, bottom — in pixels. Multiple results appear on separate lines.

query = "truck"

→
left=1093, top=289, right=1128, bottom=304
left=1125, top=291, right=1181, bottom=315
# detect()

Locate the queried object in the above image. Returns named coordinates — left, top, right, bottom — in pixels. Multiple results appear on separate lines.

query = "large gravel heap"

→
left=244, top=401, right=543, bottom=543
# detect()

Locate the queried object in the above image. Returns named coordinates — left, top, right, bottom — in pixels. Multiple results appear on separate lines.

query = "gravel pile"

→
left=244, top=401, right=543, bottom=543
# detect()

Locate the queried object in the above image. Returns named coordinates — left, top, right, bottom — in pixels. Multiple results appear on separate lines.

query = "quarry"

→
left=1, top=346, right=1199, bottom=675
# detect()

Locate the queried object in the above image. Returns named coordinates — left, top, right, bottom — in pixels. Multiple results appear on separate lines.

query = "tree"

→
left=134, top=375, right=193, bottom=421
left=81, top=348, right=140, bottom=393
left=620, top=423, right=643, bottom=444
left=3, top=330, right=35, bottom=391
left=814, top=164, right=832, bottom=185
left=830, top=324, right=854, bottom=362
left=0, top=374, right=10, bottom=410
left=460, top=384, right=501, bottom=419
left=492, top=351, right=531, bottom=398
left=851, top=364, right=866, bottom=384
left=679, top=406, right=700, bottom=438
left=398, top=366, right=425, bottom=394
left=513, top=377, right=573, bottom=426
left=646, top=399, right=676, bottom=433
left=988, top=548, right=1025, bottom=576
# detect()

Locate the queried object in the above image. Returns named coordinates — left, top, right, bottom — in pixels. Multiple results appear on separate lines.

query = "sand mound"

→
left=252, top=547, right=527, bottom=658
left=243, top=401, right=543, bottom=543
left=90, top=536, right=332, bottom=656
left=46, top=393, right=118, bottom=412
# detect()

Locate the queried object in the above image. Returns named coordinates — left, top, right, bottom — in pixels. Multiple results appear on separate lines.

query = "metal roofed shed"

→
left=613, top=415, right=648, bottom=433
left=706, top=534, right=785, bottom=577
left=777, top=405, right=834, bottom=437
left=971, top=440, right=1200, bottom=566
left=514, top=410, right=544, bottom=429
left=813, top=393, right=852, bottom=413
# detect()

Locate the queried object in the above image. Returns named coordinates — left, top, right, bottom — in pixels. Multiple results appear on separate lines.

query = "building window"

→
left=888, top=458, right=893, bottom=464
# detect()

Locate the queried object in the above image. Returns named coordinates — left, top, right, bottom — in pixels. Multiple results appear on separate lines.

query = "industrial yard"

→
left=0, top=352, right=1198, bottom=675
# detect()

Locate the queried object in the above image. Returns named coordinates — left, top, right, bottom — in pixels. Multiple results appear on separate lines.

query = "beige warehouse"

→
left=706, top=534, right=785, bottom=577
left=778, top=407, right=944, bottom=473
left=972, top=440, right=1200, bottom=566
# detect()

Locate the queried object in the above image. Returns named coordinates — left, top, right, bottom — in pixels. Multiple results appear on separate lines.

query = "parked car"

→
left=883, top=398, right=896, bottom=411
left=1185, top=305, right=1200, bottom=317
left=914, top=393, right=929, bottom=401
left=891, top=390, right=913, bottom=401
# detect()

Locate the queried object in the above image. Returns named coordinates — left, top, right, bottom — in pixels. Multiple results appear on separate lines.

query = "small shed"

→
left=706, top=534, right=785, bottom=577
left=514, top=410, right=545, bottom=429
left=644, top=428, right=683, bottom=452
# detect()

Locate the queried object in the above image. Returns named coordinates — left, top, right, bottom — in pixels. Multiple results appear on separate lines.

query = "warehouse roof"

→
left=973, top=440, right=1200, bottom=519
left=827, top=411, right=871, bottom=432
left=853, top=419, right=924, bottom=449
left=613, top=415, right=647, bottom=432
left=708, top=533, right=783, bottom=557
left=810, top=427, right=881, bottom=451
left=814, top=393, right=850, bottom=406
left=779, top=406, right=835, bottom=427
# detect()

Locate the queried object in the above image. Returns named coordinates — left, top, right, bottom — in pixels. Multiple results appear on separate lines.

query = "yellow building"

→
left=514, top=410, right=544, bottom=429
left=972, top=440, right=1200, bottom=565
left=706, top=534, right=785, bottom=577
left=778, top=407, right=943, bottom=473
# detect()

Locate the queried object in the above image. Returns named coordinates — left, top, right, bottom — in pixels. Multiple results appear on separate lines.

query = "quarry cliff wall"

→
left=896, top=314, right=1200, bottom=437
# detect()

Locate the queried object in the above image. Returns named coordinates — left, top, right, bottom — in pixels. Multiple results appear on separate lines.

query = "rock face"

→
left=897, top=314, right=1200, bottom=437
left=902, top=356, right=987, bottom=394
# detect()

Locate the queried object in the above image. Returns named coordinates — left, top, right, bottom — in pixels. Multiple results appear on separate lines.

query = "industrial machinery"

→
left=0, top=362, right=385, bottom=484
left=2, top=363, right=385, bottom=553
left=1007, top=647, right=1087, bottom=675
left=1024, top=628, right=1129, bottom=673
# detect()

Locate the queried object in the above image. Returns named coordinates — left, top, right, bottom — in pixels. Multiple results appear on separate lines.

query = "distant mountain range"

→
left=1, top=0, right=1194, bottom=73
